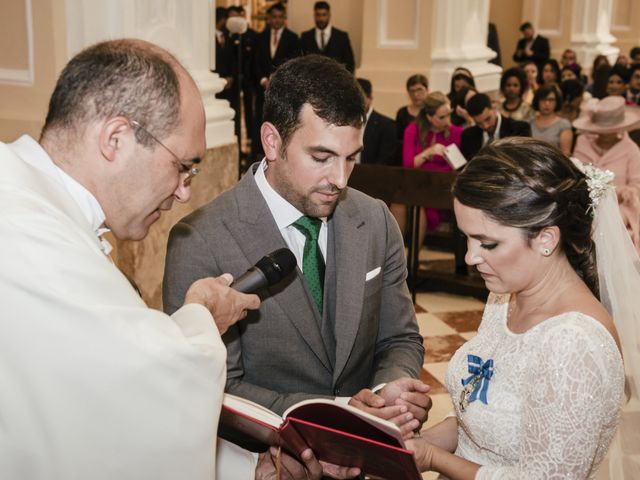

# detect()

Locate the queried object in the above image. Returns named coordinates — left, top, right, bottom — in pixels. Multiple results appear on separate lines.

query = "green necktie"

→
left=292, top=216, right=325, bottom=314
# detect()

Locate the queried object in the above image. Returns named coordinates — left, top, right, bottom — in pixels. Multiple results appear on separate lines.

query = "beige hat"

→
left=573, top=96, right=640, bottom=133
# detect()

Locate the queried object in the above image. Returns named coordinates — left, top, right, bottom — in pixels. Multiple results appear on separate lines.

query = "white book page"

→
left=223, top=393, right=283, bottom=428
left=444, top=143, right=467, bottom=169
left=283, top=398, right=405, bottom=446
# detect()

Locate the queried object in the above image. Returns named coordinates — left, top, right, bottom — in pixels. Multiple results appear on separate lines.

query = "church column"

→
left=429, top=0, right=501, bottom=93
left=569, top=0, right=619, bottom=69
left=356, top=0, right=500, bottom=119
left=63, top=0, right=235, bottom=148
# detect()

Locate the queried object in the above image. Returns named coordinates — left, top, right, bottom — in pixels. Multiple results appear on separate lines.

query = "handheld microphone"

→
left=231, top=248, right=297, bottom=293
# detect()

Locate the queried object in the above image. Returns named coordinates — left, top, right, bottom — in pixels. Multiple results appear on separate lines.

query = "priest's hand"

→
left=184, top=273, right=260, bottom=335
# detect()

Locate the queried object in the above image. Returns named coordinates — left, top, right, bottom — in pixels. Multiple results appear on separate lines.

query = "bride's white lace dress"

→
left=444, top=293, right=625, bottom=479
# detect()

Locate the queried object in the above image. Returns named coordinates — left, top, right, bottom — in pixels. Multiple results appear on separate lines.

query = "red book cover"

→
left=218, top=394, right=422, bottom=480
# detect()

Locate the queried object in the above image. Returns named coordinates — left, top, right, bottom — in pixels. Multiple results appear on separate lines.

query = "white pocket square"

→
left=365, top=267, right=381, bottom=281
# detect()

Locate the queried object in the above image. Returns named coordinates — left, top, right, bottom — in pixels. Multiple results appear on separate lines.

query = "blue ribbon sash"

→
left=461, top=354, right=494, bottom=405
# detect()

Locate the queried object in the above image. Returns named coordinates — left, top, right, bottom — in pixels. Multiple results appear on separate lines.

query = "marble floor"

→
left=413, top=248, right=639, bottom=479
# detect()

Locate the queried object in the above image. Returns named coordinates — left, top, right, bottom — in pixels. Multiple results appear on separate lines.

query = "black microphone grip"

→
left=230, top=248, right=297, bottom=294
left=231, top=267, right=268, bottom=293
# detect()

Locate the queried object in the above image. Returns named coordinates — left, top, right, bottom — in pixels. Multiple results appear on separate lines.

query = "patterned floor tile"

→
left=419, top=367, right=446, bottom=395
left=438, top=309, right=484, bottom=333
left=423, top=334, right=467, bottom=363
left=417, top=313, right=458, bottom=336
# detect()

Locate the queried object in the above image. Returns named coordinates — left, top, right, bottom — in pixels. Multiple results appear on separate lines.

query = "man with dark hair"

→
left=461, top=92, right=531, bottom=160
left=356, top=77, right=399, bottom=166
left=253, top=1, right=300, bottom=160
left=627, top=63, right=640, bottom=105
left=513, top=21, right=550, bottom=72
left=164, top=55, right=430, bottom=435
left=227, top=5, right=258, bottom=157
left=300, top=1, right=356, bottom=73
left=630, top=46, right=640, bottom=64
left=213, top=7, right=235, bottom=108
left=0, top=38, right=355, bottom=479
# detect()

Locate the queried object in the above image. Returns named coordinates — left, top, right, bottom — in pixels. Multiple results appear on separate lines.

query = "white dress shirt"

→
left=482, top=112, right=503, bottom=147
left=315, top=25, right=332, bottom=50
left=254, top=159, right=327, bottom=271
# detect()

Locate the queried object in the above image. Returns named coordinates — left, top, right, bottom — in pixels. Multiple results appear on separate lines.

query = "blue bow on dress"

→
left=461, top=354, right=494, bottom=405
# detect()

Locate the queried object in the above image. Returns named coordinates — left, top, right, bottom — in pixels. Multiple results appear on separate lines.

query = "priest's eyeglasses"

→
left=130, top=120, right=200, bottom=186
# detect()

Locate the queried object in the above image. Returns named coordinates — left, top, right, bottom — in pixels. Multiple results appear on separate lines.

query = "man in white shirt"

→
left=0, top=38, right=351, bottom=480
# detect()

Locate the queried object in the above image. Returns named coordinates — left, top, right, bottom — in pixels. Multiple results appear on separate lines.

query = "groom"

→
left=163, top=54, right=431, bottom=435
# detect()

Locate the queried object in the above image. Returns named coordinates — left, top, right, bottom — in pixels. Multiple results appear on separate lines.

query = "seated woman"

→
left=573, top=95, right=640, bottom=252
left=538, top=59, right=561, bottom=87
left=402, top=91, right=463, bottom=243
left=606, top=64, right=632, bottom=102
left=447, top=67, right=476, bottom=104
left=395, top=74, right=429, bottom=142
left=498, top=67, right=533, bottom=122
left=521, top=61, right=539, bottom=104
left=450, top=86, right=477, bottom=128
left=529, top=85, right=573, bottom=155
left=559, top=78, right=587, bottom=123
left=407, top=137, right=625, bottom=479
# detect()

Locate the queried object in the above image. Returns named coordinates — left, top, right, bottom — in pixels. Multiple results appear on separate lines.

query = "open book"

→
left=443, top=143, right=467, bottom=170
left=219, top=394, right=422, bottom=480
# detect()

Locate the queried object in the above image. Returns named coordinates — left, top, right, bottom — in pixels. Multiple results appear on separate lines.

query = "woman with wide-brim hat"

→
left=573, top=95, right=640, bottom=251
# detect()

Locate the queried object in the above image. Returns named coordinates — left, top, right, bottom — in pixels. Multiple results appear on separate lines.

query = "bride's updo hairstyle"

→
left=453, top=137, right=599, bottom=297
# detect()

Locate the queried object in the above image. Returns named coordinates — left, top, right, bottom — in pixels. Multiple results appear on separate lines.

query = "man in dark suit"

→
left=164, top=55, right=429, bottom=435
left=213, top=7, right=235, bottom=106
left=512, top=21, right=550, bottom=72
left=300, top=1, right=355, bottom=73
left=460, top=93, right=531, bottom=160
left=252, top=2, right=300, bottom=159
left=356, top=78, right=399, bottom=166
left=227, top=5, right=258, bottom=159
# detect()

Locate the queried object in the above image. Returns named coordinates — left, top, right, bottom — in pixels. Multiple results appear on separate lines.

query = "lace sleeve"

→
left=476, top=316, right=623, bottom=480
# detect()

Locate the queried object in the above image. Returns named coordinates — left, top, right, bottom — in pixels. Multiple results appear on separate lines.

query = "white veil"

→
left=584, top=166, right=640, bottom=479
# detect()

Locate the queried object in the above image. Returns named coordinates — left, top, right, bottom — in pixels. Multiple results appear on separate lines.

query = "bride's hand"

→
left=406, top=437, right=435, bottom=472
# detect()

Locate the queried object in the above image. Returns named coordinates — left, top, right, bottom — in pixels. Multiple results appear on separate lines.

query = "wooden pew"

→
left=348, top=164, right=487, bottom=301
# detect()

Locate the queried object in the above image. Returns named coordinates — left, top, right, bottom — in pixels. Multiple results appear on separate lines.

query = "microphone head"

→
left=226, top=17, right=248, bottom=34
left=256, top=248, right=297, bottom=286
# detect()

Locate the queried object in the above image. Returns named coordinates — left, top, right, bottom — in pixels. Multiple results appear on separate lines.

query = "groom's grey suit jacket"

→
left=163, top=164, right=424, bottom=415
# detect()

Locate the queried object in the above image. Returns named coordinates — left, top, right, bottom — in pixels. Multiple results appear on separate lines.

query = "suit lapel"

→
left=230, top=167, right=332, bottom=371
left=328, top=191, right=368, bottom=379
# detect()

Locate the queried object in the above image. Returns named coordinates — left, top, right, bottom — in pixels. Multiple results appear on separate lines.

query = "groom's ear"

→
left=535, top=226, right=560, bottom=255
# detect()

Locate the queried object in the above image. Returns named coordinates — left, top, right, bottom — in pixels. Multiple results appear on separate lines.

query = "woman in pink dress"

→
left=403, top=91, right=463, bottom=244
left=573, top=95, right=640, bottom=252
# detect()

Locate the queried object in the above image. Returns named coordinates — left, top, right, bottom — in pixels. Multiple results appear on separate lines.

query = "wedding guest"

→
left=606, top=64, right=631, bottom=100
left=560, top=48, right=578, bottom=68
left=407, top=137, right=625, bottom=480
left=559, top=79, right=587, bottom=122
left=402, top=92, right=463, bottom=241
left=529, top=85, right=573, bottom=155
left=627, top=63, right=640, bottom=105
left=447, top=67, right=475, bottom=104
left=587, top=56, right=611, bottom=99
left=395, top=74, right=429, bottom=141
left=522, top=61, right=539, bottom=104
left=450, top=86, right=477, bottom=128
left=538, top=58, right=561, bottom=86
left=498, top=67, right=533, bottom=121
left=573, top=96, right=640, bottom=251
left=560, top=63, right=581, bottom=82
left=512, top=21, right=550, bottom=71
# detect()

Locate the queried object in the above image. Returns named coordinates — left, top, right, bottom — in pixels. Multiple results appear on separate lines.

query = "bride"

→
left=407, top=137, right=635, bottom=479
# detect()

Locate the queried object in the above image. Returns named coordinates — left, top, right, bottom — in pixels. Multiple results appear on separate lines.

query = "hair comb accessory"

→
left=582, top=163, right=615, bottom=216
